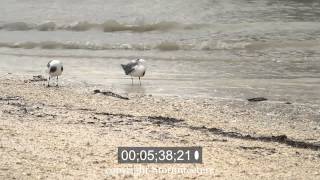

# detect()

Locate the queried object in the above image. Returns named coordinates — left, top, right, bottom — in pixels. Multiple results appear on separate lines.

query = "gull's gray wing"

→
left=121, top=61, right=138, bottom=75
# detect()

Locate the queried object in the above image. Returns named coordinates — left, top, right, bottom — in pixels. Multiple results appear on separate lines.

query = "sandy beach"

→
left=0, top=75, right=319, bottom=179
left=1, top=0, right=320, bottom=179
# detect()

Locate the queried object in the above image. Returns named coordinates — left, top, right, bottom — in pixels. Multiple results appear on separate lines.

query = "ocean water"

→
left=0, top=0, right=320, bottom=105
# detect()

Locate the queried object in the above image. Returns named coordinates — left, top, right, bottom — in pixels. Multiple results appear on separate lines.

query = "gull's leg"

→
left=56, top=76, right=59, bottom=87
left=139, top=77, right=141, bottom=86
left=131, top=75, right=133, bottom=85
left=47, top=76, right=51, bottom=87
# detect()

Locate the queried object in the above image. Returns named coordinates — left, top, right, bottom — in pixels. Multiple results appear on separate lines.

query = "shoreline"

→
left=1, top=75, right=320, bottom=179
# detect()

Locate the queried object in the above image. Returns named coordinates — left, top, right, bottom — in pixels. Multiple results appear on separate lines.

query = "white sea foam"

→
left=0, top=20, right=205, bottom=32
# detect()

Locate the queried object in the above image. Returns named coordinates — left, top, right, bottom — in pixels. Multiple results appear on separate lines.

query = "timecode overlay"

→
left=118, top=147, right=202, bottom=164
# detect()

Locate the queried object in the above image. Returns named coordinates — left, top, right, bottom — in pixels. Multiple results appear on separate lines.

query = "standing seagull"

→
left=121, top=59, right=146, bottom=85
left=47, top=60, right=63, bottom=87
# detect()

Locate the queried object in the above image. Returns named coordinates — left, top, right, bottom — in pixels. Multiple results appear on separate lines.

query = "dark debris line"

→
left=94, top=111, right=320, bottom=151
left=189, top=126, right=320, bottom=151
left=2, top=95, right=319, bottom=151
left=247, top=97, right=268, bottom=102
left=0, top=96, right=22, bottom=101
left=147, top=116, right=185, bottom=125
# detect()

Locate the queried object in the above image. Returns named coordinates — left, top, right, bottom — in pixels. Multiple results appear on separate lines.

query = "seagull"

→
left=121, top=59, right=146, bottom=85
left=46, top=60, right=63, bottom=87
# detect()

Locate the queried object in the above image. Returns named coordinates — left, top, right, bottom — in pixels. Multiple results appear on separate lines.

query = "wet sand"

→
left=0, top=75, right=320, bottom=179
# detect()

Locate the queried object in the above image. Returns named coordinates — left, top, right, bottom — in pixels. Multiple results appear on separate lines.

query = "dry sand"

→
left=0, top=75, right=320, bottom=179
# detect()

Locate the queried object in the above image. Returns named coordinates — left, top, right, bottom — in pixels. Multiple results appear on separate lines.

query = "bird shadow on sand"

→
left=24, top=75, right=47, bottom=83
left=24, top=75, right=64, bottom=89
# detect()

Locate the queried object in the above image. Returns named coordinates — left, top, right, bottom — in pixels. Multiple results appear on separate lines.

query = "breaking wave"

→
left=0, top=20, right=205, bottom=32
left=2, top=40, right=318, bottom=52
left=0, top=40, right=253, bottom=51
